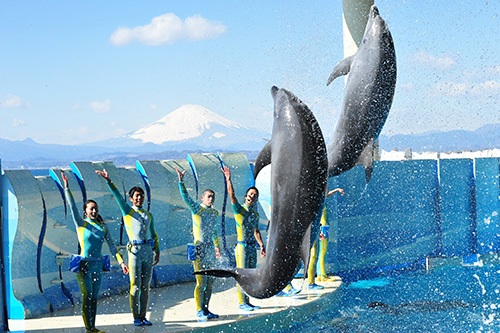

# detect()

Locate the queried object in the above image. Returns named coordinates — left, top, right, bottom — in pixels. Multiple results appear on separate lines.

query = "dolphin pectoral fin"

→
left=193, top=269, right=237, bottom=278
left=357, top=138, right=375, bottom=183
left=327, top=55, right=354, bottom=86
left=253, top=140, right=272, bottom=179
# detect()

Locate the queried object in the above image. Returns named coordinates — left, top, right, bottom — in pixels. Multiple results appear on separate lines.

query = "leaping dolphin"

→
left=327, top=5, right=396, bottom=182
left=194, top=86, right=328, bottom=299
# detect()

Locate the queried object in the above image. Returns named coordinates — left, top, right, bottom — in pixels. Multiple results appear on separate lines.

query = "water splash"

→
left=473, top=274, right=486, bottom=295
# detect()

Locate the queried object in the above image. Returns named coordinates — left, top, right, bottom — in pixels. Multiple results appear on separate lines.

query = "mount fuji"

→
left=93, top=104, right=269, bottom=151
left=3, top=103, right=498, bottom=169
left=0, top=105, right=270, bottom=168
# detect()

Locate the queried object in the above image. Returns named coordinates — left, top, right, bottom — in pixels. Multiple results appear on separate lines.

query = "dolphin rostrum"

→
left=327, top=5, right=396, bottom=182
left=193, top=86, right=328, bottom=299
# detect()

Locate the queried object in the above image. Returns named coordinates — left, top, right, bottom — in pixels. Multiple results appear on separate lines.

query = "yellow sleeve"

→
left=320, top=206, right=327, bottom=227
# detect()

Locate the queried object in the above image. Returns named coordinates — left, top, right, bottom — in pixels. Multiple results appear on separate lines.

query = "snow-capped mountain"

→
left=129, top=104, right=249, bottom=144
left=94, top=104, right=269, bottom=151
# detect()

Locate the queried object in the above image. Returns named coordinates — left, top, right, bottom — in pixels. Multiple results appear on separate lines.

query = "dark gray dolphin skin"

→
left=327, top=5, right=396, bottom=182
left=193, top=86, right=328, bottom=299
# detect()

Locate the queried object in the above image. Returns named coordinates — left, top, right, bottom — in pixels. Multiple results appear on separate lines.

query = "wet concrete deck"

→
left=11, top=277, right=342, bottom=332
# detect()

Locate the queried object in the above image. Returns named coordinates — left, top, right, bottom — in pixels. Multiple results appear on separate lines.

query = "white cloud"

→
left=432, top=82, right=467, bottom=96
left=430, top=80, right=500, bottom=97
left=490, top=66, right=500, bottom=76
left=12, top=118, right=25, bottom=127
left=110, top=13, right=227, bottom=46
left=66, top=127, right=90, bottom=140
left=462, top=66, right=500, bottom=80
left=105, top=122, right=129, bottom=137
left=89, top=99, right=111, bottom=113
left=470, top=80, right=500, bottom=95
left=1, top=94, right=29, bottom=108
left=150, top=104, right=158, bottom=110
left=414, top=51, right=455, bottom=70
left=113, top=128, right=128, bottom=137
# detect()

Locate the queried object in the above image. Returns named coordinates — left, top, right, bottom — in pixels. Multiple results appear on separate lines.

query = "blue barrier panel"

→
left=35, top=176, right=74, bottom=311
left=70, top=161, right=124, bottom=229
left=69, top=162, right=130, bottom=296
left=49, top=168, right=86, bottom=304
left=116, top=167, right=147, bottom=199
left=439, top=158, right=476, bottom=257
left=0, top=161, right=7, bottom=333
left=475, top=157, right=500, bottom=254
left=4, top=156, right=500, bottom=318
left=328, top=160, right=441, bottom=281
left=2, top=170, right=50, bottom=319
left=136, top=160, right=193, bottom=286
left=1, top=172, right=25, bottom=320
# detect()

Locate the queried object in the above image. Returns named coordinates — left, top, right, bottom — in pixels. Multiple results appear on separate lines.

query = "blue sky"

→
left=0, top=0, right=498, bottom=145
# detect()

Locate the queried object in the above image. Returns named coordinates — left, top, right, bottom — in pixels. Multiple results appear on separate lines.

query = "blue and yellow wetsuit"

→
left=232, top=202, right=259, bottom=305
left=106, top=181, right=159, bottom=321
left=307, top=206, right=328, bottom=285
left=179, top=183, right=219, bottom=314
left=65, top=188, right=124, bottom=331
left=318, top=206, right=330, bottom=279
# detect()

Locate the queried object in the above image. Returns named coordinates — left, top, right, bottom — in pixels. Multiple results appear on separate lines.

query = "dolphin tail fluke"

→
left=357, top=138, right=375, bottom=183
left=193, top=269, right=237, bottom=279
left=327, top=55, right=354, bottom=86
left=253, top=140, right=272, bottom=179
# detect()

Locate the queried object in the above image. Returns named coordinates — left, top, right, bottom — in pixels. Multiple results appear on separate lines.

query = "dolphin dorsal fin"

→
left=327, top=55, right=355, bottom=86
left=357, top=138, right=375, bottom=183
left=253, top=141, right=272, bottom=179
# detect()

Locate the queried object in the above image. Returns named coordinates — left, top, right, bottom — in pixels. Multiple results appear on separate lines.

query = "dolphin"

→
left=194, top=86, right=328, bottom=299
left=327, top=5, right=396, bottom=182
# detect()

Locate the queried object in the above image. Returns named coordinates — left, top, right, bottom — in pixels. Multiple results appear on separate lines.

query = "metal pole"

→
left=342, top=0, right=373, bottom=57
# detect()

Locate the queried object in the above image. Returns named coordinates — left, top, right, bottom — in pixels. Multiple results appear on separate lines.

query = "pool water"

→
left=278, top=263, right=500, bottom=332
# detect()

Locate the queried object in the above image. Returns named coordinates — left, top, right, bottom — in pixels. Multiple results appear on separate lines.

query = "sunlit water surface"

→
left=278, top=264, right=500, bottom=332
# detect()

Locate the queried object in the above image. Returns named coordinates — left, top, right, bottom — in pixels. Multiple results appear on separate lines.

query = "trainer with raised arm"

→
left=221, top=166, right=265, bottom=311
left=96, top=169, right=159, bottom=327
left=175, top=167, right=221, bottom=320
left=62, top=172, right=128, bottom=333
left=307, top=187, right=344, bottom=289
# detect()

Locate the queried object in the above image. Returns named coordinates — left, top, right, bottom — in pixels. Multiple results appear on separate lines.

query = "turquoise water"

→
left=279, top=263, right=500, bottom=332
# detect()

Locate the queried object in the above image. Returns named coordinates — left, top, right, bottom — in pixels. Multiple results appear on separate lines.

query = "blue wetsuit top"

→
left=232, top=202, right=259, bottom=247
left=106, top=181, right=159, bottom=253
left=179, top=182, right=219, bottom=247
left=65, top=188, right=123, bottom=263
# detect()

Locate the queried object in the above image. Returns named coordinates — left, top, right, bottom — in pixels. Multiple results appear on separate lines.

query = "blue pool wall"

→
left=326, top=157, right=500, bottom=283
left=2, top=155, right=500, bottom=319
left=1, top=153, right=268, bottom=319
